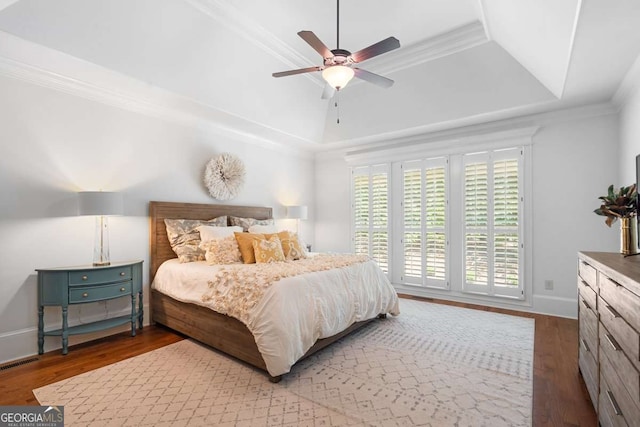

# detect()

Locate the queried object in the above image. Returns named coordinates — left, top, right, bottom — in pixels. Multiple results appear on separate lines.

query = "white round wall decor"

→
left=204, top=153, right=246, bottom=200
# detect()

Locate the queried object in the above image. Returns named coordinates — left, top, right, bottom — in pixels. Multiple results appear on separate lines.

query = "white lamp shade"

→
left=287, top=205, right=308, bottom=220
left=322, top=65, right=355, bottom=90
left=78, top=191, right=123, bottom=216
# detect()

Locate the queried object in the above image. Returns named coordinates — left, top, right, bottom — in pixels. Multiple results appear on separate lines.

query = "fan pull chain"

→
left=335, top=90, right=340, bottom=124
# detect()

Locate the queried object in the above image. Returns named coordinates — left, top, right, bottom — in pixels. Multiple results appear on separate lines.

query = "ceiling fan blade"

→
left=321, top=83, right=336, bottom=99
left=354, top=68, right=394, bottom=88
left=298, top=31, right=333, bottom=58
left=272, top=66, right=321, bottom=78
left=351, top=36, right=400, bottom=63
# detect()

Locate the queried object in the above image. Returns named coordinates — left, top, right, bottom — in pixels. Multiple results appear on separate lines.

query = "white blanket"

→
left=152, top=258, right=400, bottom=376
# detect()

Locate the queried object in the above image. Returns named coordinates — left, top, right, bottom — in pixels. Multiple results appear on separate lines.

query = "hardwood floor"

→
left=0, top=296, right=596, bottom=426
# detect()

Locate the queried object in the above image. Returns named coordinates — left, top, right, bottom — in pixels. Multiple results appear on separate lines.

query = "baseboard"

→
left=531, top=295, right=577, bottom=319
left=0, top=303, right=150, bottom=364
left=395, top=284, right=577, bottom=319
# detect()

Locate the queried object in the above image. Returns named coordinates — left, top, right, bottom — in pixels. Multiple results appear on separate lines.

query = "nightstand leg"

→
left=61, top=307, right=68, bottom=355
left=130, top=294, right=136, bottom=337
left=138, top=290, right=143, bottom=329
left=38, top=306, right=44, bottom=354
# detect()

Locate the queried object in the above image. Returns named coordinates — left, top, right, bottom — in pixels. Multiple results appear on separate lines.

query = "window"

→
left=352, top=165, right=390, bottom=273
left=350, top=143, right=528, bottom=303
left=401, top=158, right=448, bottom=288
left=463, top=148, right=522, bottom=298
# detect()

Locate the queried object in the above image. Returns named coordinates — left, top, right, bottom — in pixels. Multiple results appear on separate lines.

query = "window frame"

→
left=350, top=164, right=391, bottom=275
left=399, top=157, right=449, bottom=289
left=462, top=148, right=524, bottom=299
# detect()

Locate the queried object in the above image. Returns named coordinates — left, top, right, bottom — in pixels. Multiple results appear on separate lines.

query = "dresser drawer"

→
left=599, top=295, right=640, bottom=373
left=69, top=281, right=132, bottom=303
left=579, top=277, right=598, bottom=312
left=600, top=373, right=630, bottom=427
left=600, top=274, right=640, bottom=333
left=579, top=338, right=599, bottom=407
left=579, top=259, right=598, bottom=291
left=580, top=298, right=599, bottom=354
left=69, top=266, right=132, bottom=286
left=600, top=350, right=640, bottom=427
left=600, top=323, right=640, bottom=408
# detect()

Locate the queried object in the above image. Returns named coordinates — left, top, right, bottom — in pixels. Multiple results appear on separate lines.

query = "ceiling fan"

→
left=272, top=0, right=400, bottom=99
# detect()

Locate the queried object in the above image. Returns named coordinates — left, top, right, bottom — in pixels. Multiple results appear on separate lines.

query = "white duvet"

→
left=152, top=257, right=400, bottom=376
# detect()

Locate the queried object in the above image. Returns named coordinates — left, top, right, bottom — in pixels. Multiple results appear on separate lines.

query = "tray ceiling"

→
left=0, top=0, right=638, bottom=150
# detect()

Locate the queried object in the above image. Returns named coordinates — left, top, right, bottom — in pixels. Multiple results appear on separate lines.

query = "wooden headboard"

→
left=149, top=201, right=273, bottom=282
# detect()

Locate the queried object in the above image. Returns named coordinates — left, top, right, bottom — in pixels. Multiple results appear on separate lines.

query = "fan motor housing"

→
left=325, top=49, right=353, bottom=66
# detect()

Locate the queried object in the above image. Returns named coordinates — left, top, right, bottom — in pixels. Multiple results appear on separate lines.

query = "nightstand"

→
left=37, top=260, right=143, bottom=355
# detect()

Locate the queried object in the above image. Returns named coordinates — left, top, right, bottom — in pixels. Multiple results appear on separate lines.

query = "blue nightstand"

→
left=37, top=260, right=143, bottom=354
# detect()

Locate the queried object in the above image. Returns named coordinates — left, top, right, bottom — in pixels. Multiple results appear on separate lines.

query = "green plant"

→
left=594, top=184, right=638, bottom=226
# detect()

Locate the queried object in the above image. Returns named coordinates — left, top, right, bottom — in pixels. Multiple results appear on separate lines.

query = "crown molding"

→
left=316, top=101, right=615, bottom=160
left=183, top=0, right=324, bottom=88
left=364, top=21, right=489, bottom=76
left=0, top=30, right=317, bottom=157
left=343, top=126, right=540, bottom=165
left=185, top=1, right=488, bottom=84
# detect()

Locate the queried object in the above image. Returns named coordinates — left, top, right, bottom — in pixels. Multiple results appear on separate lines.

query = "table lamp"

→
left=78, top=191, right=123, bottom=266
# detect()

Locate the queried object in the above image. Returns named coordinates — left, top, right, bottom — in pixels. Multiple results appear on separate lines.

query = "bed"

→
left=149, top=201, right=399, bottom=382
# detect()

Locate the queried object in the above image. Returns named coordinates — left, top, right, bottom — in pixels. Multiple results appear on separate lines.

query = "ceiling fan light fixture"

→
left=322, top=65, right=354, bottom=90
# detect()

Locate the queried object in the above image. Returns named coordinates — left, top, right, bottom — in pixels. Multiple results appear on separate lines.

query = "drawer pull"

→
left=605, top=304, right=621, bottom=318
left=581, top=299, right=591, bottom=311
left=606, top=390, right=623, bottom=416
left=82, top=292, right=89, bottom=298
left=609, top=278, right=621, bottom=287
left=120, top=272, right=126, bottom=276
left=605, top=333, right=621, bottom=351
left=581, top=338, right=590, bottom=352
left=82, top=275, right=88, bottom=281
left=120, top=287, right=126, bottom=292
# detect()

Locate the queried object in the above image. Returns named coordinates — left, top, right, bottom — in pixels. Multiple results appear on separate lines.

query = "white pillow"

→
left=197, top=225, right=243, bottom=242
left=248, top=224, right=279, bottom=234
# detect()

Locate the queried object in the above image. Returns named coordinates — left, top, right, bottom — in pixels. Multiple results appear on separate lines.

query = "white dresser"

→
left=578, top=252, right=640, bottom=427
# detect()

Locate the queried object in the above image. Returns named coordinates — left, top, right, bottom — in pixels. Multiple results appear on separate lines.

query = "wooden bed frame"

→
left=149, top=201, right=379, bottom=382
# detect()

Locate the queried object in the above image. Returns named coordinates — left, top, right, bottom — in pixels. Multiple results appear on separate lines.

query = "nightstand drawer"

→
left=69, top=281, right=132, bottom=303
left=69, top=267, right=132, bottom=286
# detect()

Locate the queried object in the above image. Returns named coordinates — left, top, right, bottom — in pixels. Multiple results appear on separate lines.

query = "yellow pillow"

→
left=234, top=232, right=265, bottom=264
left=253, top=236, right=285, bottom=263
left=266, top=231, right=306, bottom=260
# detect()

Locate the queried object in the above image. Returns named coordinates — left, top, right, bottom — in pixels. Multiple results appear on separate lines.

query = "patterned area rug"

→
left=34, top=299, right=534, bottom=426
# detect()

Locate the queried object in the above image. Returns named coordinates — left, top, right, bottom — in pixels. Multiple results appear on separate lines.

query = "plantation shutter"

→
left=463, top=148, right=522, bottom=298
left=401, top=158, right=448, bottom=288
left=352, top=165, right=390, bottom=274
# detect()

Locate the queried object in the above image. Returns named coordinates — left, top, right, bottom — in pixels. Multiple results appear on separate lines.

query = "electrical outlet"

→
left=544, top=280, right=554, bottom=290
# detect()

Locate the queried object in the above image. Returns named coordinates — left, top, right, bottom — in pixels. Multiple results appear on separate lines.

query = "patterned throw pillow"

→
left=164, top=216, right=227, bottom=263
left=229, top=216, right=274, bottom=232
left=199, top=236, right=242, bottom=265
left=234, top=232, right=266, bottom=264
left=253, top=236, right=285, bottom=263
left=265, top=231, right=306, bottom=260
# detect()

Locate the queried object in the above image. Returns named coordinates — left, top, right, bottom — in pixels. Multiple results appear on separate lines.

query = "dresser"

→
left=37, top=260, right=143, bottom=355
left=578, top=252, right=640, bottom=427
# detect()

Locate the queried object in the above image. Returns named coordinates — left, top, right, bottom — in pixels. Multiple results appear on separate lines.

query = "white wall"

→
left=315, top=112, right=619, bottom=318
left=619, top=76, right=640, bottom=184
left=0, top=74, right=315, bottom=363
